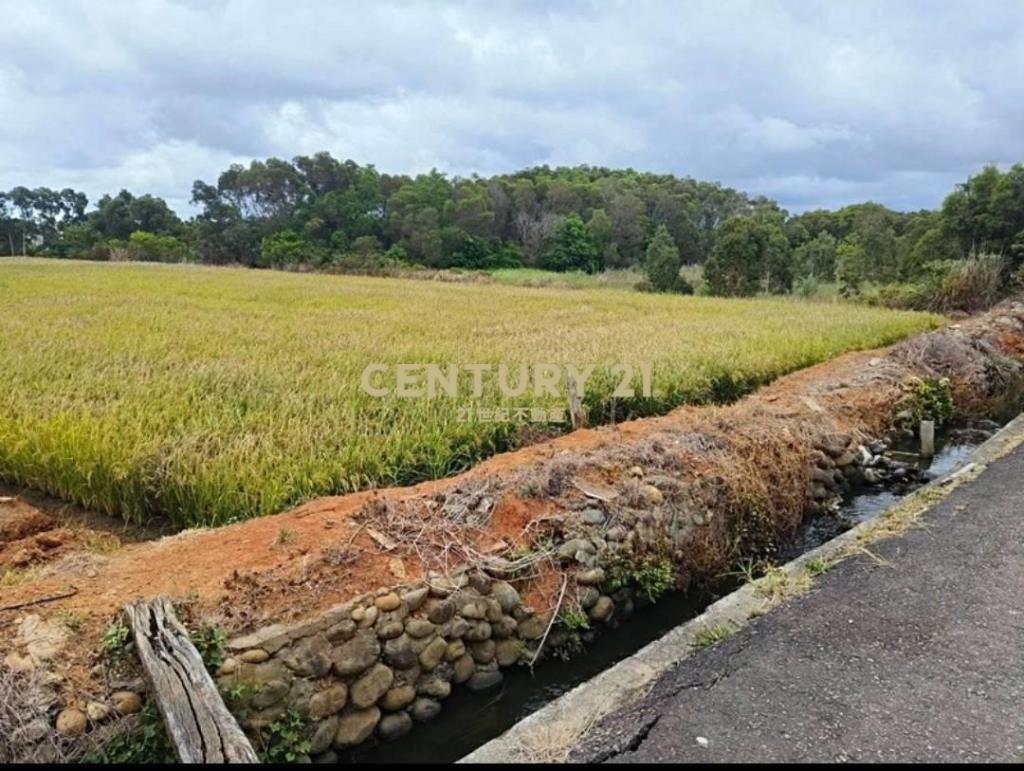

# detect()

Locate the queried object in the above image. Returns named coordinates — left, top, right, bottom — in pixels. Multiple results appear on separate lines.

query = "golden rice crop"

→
left=0, top=258, right=940, bottom=528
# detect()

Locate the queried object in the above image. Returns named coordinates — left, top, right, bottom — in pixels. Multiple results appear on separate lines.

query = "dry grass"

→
left=0, top=668, right=68, bottom=763
left=753, top=566, right=813, bottom=602
left=504, top=695, right=618, bottom=764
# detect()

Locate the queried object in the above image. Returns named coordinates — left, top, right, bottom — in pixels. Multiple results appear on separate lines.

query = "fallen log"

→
left=124, top=597, right=259, bottom=764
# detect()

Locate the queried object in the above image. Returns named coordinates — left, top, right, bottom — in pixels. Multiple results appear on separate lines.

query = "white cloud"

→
left=1, top=0, right=1023, bottom=213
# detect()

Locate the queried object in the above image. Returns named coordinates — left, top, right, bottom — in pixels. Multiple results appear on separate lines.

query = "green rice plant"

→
left=0, top=258, right=939, bottom=529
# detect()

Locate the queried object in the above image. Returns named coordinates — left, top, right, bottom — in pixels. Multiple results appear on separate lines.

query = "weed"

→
left=557, top=607, right=591, bottom=632
left=99, top=621, right=131, bottom=667
left=85, top=702, right=175, bottom=764
left=275, top=528, right=293, bottom=546
left=190, top=625, right=228, bottom=672
left=692, top=623, right=735, bottom=649
left=726, top=557, right=768, bottom=584
left=258, top=708, right=311, bottom=764
left=804, top=556, right=834, bottom=576
left=0, top=567, right=40, bottom=587
left=753, top=566, right=812, bottom=602
left=82, top=531, right=121, bottom=554
left=602, top=553, right=674, bottom=601
left=58, top=610, right=83, bottom=632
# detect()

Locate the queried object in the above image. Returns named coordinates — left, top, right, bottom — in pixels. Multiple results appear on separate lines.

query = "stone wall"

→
left=211, top=438, right=912, bottom=759
left=216, top=571, right=572, bottom=759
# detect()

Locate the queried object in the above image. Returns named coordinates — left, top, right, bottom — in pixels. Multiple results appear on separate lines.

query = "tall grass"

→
left=0, top=258, right=940, bottom=528
left=484, top=267, right=644, bottom=290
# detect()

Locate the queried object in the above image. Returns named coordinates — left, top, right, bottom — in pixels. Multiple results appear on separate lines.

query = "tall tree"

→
left=540, top=213, right=601, bottom=273
left=644, top=224, right=686, bottom=292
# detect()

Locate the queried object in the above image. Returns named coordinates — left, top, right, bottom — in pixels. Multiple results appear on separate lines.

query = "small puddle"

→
left=341, top=417, right=1011, bottom=764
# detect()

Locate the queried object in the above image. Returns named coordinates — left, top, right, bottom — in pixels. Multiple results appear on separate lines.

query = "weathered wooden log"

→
left=124, top=597, right=259, bottom=764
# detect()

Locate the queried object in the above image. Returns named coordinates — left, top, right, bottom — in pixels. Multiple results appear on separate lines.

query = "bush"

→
left=935, top=254, right=1007, bottom=312
left=126, top=231, right=192, bottom=263
left=907, top=376, right=954, bottom=426
left=259, top=230, right=327, bottom=268
left=258, top=709, right=311, bottom=763
left=85, top=702, right=175, bottom=764
left=447, top=235, right=523, bottom=270
left=864, top=255, right=1008, bottom=313
left=793, top=274, right=819, bottom=298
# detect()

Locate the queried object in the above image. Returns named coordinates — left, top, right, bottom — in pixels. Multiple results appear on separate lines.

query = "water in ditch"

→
left=340, top=420, right=1002, bottom=764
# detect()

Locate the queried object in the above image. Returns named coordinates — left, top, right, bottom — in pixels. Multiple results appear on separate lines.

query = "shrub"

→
left=932, top=254, right=1006, bottom=312
left=126, top=231, right=192, bottom=263
left=864, top=255, right=1008, bottom=313
left=259, top=230, right=327, bottom=268
left=907, top=376, right=954, bottom=426
left=793, top=274, right=820, bottom=298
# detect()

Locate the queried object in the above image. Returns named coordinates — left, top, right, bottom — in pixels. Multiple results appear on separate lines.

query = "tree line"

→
left=3, top=156, right=1023, bottom=306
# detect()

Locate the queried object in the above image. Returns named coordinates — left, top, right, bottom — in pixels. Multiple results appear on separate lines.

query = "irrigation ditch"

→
left=341, top=410, right=1023, bottom=764
left=3, top=299, right=1024, bottom=764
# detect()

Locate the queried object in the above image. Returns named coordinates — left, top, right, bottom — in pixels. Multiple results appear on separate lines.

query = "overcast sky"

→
left=2, top=0, right=1022, bottom=214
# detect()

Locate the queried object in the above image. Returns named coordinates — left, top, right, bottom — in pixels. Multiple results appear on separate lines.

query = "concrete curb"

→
left=460, top=412, right=1024, bottom=764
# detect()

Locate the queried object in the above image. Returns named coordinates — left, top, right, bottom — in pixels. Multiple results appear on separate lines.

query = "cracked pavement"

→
left=572, top=443, right=1024, bottom=763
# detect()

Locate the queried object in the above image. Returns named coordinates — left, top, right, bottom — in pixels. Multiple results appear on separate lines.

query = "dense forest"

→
left=3, top=157, right=1024, bottom=309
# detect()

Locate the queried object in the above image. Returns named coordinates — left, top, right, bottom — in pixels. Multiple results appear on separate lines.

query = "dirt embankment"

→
left=2, top=299, right=1024, bottom=725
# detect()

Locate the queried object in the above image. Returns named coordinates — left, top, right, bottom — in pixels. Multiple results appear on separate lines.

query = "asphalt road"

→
left=574, top=443, right=1024, bottom=763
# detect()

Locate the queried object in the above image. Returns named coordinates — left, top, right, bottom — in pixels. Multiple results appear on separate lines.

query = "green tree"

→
left=540, top=213, right=601, bottom=273
left=852, top=212, right=898, bottom=282
left=902, top=227, right=959, bottom=279
left=792, top=231, right=837, bottom=279
left=704, top=217, right=761, bottom=296
left=587, top=208, right=617, bottom=267
left=608, top=191, right=650, bottom=267
left=835, top=239, right=866, bottom=295
left=644, top=225, right=688, bottom=293
left=703, top=216, right=791, bottom=296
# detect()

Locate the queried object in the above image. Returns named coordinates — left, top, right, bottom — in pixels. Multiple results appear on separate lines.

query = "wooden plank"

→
left=124, top=597, right=259, bottom=764
left=566, top=372, right=585, bottom=430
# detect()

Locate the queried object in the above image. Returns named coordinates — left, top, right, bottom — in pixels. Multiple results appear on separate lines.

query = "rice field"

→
left=0, top=258, right=940, bottom=528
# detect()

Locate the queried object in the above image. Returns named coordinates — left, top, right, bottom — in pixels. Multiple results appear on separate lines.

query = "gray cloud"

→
left=1, top=0, right=1023, bottom=213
